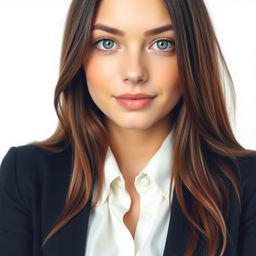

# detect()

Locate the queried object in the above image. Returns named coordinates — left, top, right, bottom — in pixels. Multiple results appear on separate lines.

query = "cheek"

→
left=158, top=61, right=181, bottom=100
left=159, top=59, right=180, bottom=85
left=84, top=55, right=114, bottom=92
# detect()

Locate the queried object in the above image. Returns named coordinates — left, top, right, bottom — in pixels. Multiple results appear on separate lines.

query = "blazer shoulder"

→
left=235, top=154, right=256, bottom=180
left=1, top=143, right=72, bottom=168
left=0, top=144, right=72, bottom=192
left=0, top=144, right=73, bottom=212
left=233, top=154, right=256, bottom=202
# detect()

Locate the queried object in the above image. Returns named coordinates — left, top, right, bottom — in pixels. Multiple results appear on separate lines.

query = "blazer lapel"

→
left=163, top=186, right=190, bottom=256
left=43, top=193, right=93, bottom=256
left=48, top=184, right=196, bottom=256
left=44, top=167, right=200, bottom=256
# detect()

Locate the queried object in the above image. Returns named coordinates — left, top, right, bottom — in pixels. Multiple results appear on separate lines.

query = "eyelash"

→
left=92, top=36, right=175, bottom=53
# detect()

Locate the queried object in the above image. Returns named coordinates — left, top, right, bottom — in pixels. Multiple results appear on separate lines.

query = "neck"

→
left=106, top=116, right=173, bottom=179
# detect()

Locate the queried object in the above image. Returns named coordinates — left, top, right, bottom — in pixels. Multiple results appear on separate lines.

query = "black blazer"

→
left=0, top=145, right=256, bottom=256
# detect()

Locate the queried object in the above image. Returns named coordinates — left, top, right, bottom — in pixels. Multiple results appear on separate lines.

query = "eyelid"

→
left=92, top=36, right=175, bottom=51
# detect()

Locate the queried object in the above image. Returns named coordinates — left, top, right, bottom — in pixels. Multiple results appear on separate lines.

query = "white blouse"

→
left=85, top=129, right=175, bottom=256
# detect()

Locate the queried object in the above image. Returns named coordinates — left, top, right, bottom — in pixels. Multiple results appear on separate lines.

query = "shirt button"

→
left=140, top=177, right=150, bottom=186
left=144, top=210, right=152, bottom=218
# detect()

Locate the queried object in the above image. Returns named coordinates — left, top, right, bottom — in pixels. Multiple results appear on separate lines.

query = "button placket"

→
left=139, top=178, right=158, bottom=221
left=136, top=174, right=152, bottom=194
left=133, top=177, right=159, bottom=254
left=140, top=176, right=150, bottom=186
left=144, top=210, right=152, bottom=219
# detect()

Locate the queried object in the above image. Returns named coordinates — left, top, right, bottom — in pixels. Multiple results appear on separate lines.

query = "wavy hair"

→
left=30, top=0, right=256, bottom=255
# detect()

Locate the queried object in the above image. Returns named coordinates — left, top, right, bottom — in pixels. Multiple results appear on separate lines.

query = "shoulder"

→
left=235, top=155, right=256, bottom=198
left=227, top=154, right=256, bottom=214
left=0, top=144, right=73, bottom=220
left=234, top=154, right=256, bottom=185
left=1, top=144, right=72, bottom=171
left=0, top=144, right=73, bottom=192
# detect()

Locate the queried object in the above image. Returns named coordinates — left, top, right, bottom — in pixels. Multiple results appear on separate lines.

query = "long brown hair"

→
left=30, top=0, right=256, bottom=255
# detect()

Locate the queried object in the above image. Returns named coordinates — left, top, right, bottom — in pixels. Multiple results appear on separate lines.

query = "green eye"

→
left=93, top=37, right=175, bottom=52
left=153, top=39, right=175, bottom=51
left=93, top=38, right=117, bottom=51
left=99, top=39, right=116, bottom=50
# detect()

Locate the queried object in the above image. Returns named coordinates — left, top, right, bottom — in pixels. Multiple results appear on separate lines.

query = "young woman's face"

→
left=83, top=0, right=182, bottom=131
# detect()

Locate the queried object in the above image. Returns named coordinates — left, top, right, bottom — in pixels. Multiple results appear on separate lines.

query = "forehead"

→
left=92, top=0, right=172, bottom=29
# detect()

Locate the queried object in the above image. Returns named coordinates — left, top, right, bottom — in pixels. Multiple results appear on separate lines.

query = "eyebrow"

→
left=91, top=23, right=173, bottom=36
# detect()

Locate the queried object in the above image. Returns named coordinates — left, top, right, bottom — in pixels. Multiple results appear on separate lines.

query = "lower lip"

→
left=115, top=97, right=155, bottom=110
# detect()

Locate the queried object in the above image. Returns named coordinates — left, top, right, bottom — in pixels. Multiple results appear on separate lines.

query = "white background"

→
left=0, top=0, right=256, bottom=163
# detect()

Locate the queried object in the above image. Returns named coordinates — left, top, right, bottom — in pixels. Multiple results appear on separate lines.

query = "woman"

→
left=0, top=0, right=256, bottom=255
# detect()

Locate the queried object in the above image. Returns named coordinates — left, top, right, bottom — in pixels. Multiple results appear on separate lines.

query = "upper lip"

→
left=115, top=93, right=156, bottom=99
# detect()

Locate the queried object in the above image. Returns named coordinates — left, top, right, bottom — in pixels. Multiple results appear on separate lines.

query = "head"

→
left=83, top=0, right=181, bottom=133
left=37, top=0, right=256, bottom=255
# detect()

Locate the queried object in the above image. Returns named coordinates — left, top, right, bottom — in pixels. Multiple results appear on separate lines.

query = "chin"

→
left=117, top=121, right=154, bottom=130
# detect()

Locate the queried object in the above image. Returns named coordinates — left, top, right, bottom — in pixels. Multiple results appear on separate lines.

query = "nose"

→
left=121, top=51, right=149, bottom=85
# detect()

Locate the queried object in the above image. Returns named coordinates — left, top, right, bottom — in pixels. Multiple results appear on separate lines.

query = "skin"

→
left=83, top=0, right=182, bottom=239
left=83, top=0, right=181, bottom=181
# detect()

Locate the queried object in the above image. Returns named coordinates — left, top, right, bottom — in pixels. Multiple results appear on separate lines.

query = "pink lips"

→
left=115, top=93, right=156, bottom=110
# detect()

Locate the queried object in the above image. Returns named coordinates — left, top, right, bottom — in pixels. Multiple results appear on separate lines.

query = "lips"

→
left=115, top=93, right=155, bottom=99
left=115, top=94, right=156, bottom=110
